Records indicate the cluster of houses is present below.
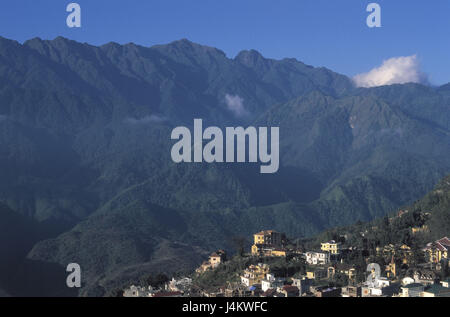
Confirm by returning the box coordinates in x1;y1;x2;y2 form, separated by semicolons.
123;230;450;297
211;231;450;297
123;277;194;297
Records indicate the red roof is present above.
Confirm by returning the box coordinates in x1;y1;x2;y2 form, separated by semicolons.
282;285;299;292
437;237;450;247
425;237;450;251
436;243;447;251
261;288;276;297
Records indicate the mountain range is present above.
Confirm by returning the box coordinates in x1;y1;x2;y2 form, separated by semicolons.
0;36;449;296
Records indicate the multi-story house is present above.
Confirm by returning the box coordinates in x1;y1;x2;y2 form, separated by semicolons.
341;285;362;297
253;230;284;246
306;268;328;280
251;230;287;257
362;277;398;297
196;250;227;273
261;274;285;292
306;251;330;265
321;240;342;254
279;285;299;297
441;278;450;288
240;263;270;287
424;237;450;263
209;250;227;268
123;285;157;297
327;264;357;280
291;277;312;295
166;277;193;293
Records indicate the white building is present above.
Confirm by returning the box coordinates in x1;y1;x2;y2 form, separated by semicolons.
362;278;397;297
166;277;192;293
291;277;312;295
123;285;156;297
402;277;415;286
441;278;450;288
305;251;330;265
261;274;285;292
241;276;251;287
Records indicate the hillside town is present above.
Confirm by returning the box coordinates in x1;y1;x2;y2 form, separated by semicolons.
123;221;450;298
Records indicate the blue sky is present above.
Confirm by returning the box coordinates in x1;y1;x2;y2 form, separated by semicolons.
0;0;449;85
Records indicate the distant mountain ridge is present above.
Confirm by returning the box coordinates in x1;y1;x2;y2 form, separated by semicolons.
0;36;449;295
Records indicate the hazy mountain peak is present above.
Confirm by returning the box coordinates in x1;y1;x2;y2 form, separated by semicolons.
153;38;226;57
52;36;72;42
235;49;264;60
235;49;270;70
170;38;194;46
438;83;450;91
0;36;21;50
24;36;93;55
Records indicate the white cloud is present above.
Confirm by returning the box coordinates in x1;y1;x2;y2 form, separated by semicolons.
353;55;428;88
125;115;166;124
225;94;248;117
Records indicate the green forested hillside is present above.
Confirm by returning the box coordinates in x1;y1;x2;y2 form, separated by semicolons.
313;174;450;255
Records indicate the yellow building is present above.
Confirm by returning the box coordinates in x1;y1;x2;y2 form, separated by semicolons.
251;244;261;256
209;250;227;268
251;230;286;256
251;245;287;257
385;256;396;278
412;225;429;234
327;265;356;280
196;250;227;273
253;230;284;246
376;244;412;265
271;249;287;257
344;268;357;280
424;237;450;263
240;264;270;286
321;240;342;254
306;269;327;280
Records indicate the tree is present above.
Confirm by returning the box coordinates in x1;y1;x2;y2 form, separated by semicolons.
230;236;248;257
